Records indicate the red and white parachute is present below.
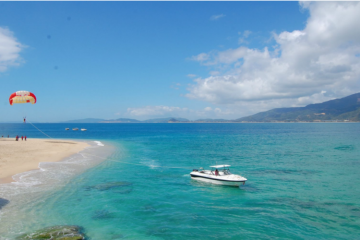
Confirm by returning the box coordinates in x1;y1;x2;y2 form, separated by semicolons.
9;91;37;105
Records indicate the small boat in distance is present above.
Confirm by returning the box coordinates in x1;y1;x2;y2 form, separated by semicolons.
190;165;247;187
72;128;79;131
65;128;69;130
81;128;87;131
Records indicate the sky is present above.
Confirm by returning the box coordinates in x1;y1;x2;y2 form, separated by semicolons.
1;1;360;122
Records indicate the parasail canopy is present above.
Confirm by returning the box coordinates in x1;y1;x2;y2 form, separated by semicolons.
9;91;37;105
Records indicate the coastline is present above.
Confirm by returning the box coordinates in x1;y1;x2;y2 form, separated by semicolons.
0;138;114;238
0;138;89;184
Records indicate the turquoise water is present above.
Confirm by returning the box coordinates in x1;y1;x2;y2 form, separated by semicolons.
1;123;360;239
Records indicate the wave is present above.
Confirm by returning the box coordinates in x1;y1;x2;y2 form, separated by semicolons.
0;140;115;239
0;140;114;216
94;141;104;146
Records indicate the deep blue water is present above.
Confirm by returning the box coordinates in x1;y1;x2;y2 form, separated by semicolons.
1;123;360;239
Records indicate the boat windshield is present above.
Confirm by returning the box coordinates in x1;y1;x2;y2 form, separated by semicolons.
223;169;231;175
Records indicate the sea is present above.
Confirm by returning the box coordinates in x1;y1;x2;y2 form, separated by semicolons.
0;123;360;239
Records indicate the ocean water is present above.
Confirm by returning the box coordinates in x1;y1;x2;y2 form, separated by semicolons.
0;123;360;239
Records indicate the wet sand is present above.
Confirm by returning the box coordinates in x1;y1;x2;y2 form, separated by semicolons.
0;138;89;184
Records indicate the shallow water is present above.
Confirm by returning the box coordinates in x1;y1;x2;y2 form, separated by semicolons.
1;123;360;239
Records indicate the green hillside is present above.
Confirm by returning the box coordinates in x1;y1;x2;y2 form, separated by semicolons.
235;92;360;122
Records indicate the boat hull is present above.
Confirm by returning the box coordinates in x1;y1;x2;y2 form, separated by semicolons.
190;174;246;187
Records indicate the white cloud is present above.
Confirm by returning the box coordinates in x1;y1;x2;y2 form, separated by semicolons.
238;30;252;44
127;106;188;117
243;30;252;38
210;14;225;21
214;108;222;114
125;105;235;120
190;53;209;62
210;71;220;76
170;82;181;90
187;74;197;78
187;2;360;114
0;27;23;72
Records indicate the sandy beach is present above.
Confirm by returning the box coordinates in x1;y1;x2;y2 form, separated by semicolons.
0;138;89;184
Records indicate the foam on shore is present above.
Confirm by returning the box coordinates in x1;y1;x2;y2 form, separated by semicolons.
0;140;114;237
0;140;112;195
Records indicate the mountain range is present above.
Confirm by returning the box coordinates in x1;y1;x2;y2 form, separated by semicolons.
234;92;360;122
60;117;192;123
61;92;360;123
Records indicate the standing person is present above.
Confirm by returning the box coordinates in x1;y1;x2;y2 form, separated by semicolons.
8;135;9;138
25;136;27;141
15;135;18;141
21;136;24;141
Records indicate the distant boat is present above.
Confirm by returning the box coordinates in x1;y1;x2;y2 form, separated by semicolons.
73;128;79;131
65;128;69;130
81;128;87;131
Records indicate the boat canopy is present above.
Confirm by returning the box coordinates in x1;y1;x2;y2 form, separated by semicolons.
210;165;231;168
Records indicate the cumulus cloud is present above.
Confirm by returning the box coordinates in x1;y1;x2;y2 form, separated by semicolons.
187;2;360;114
0;27;23;72
210;14;225;21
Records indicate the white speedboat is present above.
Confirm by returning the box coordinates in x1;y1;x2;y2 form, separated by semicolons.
72;128;79;131
81;128;87;131
190;165;247;187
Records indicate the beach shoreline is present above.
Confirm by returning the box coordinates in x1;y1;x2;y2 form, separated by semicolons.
0;138;90;184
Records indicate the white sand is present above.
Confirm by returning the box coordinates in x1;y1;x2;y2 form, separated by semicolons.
0;138;89;184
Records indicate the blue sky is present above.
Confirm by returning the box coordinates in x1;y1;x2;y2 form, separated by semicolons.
1;2;359;122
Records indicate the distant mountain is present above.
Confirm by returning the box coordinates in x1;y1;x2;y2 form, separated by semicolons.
100;117;189;123
100;118;141;123
143;117;190;123
57;93;360;124
194;118;231;123
60;117;190;123
235;92;360;122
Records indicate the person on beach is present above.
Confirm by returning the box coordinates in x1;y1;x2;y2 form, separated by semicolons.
25;136;27;141
15;135;18;141
21;136;24;141
8;135;9;138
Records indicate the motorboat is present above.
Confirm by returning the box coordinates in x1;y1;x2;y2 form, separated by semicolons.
190;165;247;187
81;128;87;131
65;128;69;130
72;128;79;131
